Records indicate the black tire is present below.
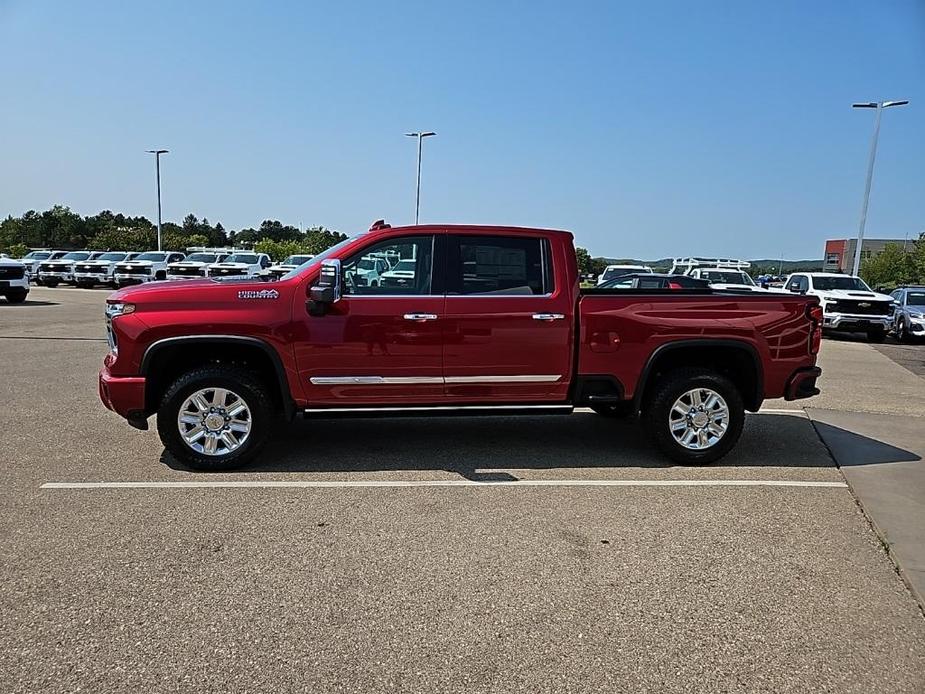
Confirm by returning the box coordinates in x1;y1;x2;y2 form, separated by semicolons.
867;327;886;343
4;290;28;304
44;279;59;288
589;402;634;418
157;365;275;471
897;319;911;343
643;368;745;465
155;271;166;281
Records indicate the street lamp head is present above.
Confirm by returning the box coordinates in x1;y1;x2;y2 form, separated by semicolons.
146;149;169;154
420;132;436;138
404;133;418;137
883;100;909;108
851;102;878;109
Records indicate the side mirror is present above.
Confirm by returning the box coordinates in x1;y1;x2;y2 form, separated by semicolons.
307;259;341;316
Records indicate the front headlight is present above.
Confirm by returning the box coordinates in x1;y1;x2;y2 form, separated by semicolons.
106;302;136;317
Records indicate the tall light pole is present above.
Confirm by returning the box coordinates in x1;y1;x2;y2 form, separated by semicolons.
404;132;435;224
850;100;908;276
146;149;168;251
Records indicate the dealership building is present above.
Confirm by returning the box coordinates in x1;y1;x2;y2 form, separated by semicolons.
823;237;911;274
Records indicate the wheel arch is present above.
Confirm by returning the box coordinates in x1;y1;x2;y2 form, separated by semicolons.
140;335;294;419
633;339;764;412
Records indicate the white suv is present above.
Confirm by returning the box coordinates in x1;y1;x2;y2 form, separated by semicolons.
73;252;139;288
113;251;186;287
206;252;271;279
0;257;30;303
785;272;894;342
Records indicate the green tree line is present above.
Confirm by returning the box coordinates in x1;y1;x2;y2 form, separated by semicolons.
0;205;347;261
860;234;925;290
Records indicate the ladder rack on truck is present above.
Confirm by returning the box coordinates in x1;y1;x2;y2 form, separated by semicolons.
670;257;751;275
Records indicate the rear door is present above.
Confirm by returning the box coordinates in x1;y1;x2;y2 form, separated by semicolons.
442;232;573;402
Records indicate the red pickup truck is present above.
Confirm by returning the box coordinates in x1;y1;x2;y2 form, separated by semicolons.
100;222;822;470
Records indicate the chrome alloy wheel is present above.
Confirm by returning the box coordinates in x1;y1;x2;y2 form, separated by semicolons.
668;387;730;450
177;387;252;456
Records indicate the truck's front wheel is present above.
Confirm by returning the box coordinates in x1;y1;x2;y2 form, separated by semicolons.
157;366;273;471
643;368;744;465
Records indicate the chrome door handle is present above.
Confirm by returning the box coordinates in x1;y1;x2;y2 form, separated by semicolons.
403;313;438;321
532;313;565;321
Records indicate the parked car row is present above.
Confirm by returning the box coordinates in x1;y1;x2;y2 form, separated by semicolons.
11;248;319;289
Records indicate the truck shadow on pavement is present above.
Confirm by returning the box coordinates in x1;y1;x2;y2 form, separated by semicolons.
810;421;921;467
158;411;918;477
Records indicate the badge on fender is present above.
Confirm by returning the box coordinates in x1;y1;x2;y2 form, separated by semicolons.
238;289;280;299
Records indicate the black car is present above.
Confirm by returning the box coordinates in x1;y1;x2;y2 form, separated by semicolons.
596;273;711;290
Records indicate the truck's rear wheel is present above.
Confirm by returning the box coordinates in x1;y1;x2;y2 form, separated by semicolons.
643;368;744;465
157;366;273;471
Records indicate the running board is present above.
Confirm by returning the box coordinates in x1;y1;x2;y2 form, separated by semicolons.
303;404;574;418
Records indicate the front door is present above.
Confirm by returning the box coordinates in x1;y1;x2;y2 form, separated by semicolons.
296;233;445;406
442;233;573;402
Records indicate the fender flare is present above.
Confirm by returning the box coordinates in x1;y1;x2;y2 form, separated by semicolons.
632;338;764;411
140;335;295;419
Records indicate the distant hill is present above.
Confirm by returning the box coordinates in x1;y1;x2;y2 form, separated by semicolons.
597;257;823;273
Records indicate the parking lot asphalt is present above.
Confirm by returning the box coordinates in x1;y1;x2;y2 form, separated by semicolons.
2;287;924;693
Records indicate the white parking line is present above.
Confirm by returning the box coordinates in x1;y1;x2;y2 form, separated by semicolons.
41;479;847;490
755;408;808;416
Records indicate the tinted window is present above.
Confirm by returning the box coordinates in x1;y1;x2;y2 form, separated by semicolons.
62;252;90;261
812;275;869;291
135;252;167;262
449;236;551;296
226;253;257;264
907;292;925;306
343;236;434;295
186;253;219;263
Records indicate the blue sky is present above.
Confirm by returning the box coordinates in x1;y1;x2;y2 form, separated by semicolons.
1;0;922;259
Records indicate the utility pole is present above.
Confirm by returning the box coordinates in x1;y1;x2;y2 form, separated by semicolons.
404;132;436;224
146;149;169;251
850;100;908;276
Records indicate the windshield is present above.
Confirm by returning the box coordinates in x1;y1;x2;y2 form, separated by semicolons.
282;255;313;265
279;237;356;281
96;252;127;261
225;253;258;264
701;270;755;285
357;258;376;271
24;251;51;260
186;253;219;263
813;276;870;291
392;260;415;271
62;252;90;261
906;291;925;306
134;252;167;262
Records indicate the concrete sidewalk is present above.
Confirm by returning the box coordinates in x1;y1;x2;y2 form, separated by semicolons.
808;339;925;606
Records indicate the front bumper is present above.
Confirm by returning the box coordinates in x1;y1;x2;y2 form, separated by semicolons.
905;316;925;334
113;273;153;285
37;270;74;282
822;312;890;331
166;273;206;280
74;272;111;283
784;366;822;401
99;365;148;428
1;277;29;292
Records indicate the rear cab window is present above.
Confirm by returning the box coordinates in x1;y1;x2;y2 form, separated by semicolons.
447;235;554;296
